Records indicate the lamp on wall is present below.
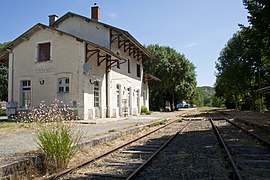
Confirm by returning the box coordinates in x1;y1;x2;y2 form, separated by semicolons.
89;79;95;85
39;80;45;85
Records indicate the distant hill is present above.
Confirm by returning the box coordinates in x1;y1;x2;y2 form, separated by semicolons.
198;86;214;97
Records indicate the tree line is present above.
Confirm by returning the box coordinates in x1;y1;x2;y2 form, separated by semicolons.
0;42;8;101
144;45;197;111
215;0;270;110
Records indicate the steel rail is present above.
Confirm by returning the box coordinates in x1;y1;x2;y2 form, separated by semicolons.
46;118;182;180
226;118;270;148
209;118;243;180
126;120;192;180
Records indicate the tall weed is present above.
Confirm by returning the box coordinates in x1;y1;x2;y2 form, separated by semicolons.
17;100;82;173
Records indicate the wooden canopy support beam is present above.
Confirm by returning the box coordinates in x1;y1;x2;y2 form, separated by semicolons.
137;54;143;61
110;30;122;44
110;29;151;61
109;59;119;68
86;49;99;63
129;44;135;56
124;42;130;52
133;48;139;59
98;54;109;66
118;39;129;50
86;43;100;63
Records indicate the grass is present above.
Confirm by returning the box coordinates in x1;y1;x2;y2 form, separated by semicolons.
108;129;116;133
0;122;28;129
154;121;166;126
36;122;81;172
0;122;30;137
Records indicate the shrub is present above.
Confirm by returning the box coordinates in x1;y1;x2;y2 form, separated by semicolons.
141;105;148;114
0;109;6;116
37;122;81;172
141;106;152;115
17;100;82;173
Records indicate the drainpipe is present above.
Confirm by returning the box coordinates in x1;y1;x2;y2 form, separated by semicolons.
6;48;14;102
106;58;110;118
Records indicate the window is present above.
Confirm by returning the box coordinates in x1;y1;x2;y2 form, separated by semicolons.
116;84;120;107
38;42;50;61
94;81;100;107
128;59;131;73
58;78;69;93
21;80;31;108
137;64;141;77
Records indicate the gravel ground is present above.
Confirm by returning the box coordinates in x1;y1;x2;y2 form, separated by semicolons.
220;110;270;126
135;120;230;180
0;110;189;167
65;120;188;179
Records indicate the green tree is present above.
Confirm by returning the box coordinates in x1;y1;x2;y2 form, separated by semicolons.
211;94;225;108
215;29;264;110
0;65;8;101
215;1;270;111
144;45;197;111
191;88;204;107
243;0;270;58
0;42;8;101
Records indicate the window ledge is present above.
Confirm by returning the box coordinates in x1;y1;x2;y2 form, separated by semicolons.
35;59;53;63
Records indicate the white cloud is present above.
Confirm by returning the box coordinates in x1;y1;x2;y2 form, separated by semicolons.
185;42;200;48
108;12;119;19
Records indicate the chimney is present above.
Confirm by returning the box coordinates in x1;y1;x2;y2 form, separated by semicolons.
91;4;100;21
49;14;58;26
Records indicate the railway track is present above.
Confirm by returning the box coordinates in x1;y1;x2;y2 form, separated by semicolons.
133;119;230;179
46;110;270;179
231;118;270;144
210;116;270;179
219;111;270;143
48;118;191;179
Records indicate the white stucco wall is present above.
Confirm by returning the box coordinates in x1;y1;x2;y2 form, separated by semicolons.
57;16;110;49
108;39;147;117
82;44;107;120
9;27;84;117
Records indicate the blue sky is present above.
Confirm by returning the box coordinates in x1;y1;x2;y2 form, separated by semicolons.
0;0;249;87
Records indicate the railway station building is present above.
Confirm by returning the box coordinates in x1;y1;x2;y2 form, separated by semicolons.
0;5;154;120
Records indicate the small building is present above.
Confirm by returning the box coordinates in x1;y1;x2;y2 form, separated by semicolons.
0;5;153;120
